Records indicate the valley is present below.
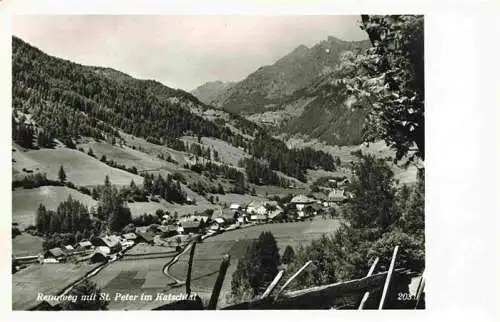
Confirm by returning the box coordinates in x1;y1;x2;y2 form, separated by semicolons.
11;18;423;311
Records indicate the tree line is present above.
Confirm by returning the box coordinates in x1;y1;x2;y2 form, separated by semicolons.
248;132;337;182
240;158;291;187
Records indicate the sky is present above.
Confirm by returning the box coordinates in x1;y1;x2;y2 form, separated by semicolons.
13;15;367;91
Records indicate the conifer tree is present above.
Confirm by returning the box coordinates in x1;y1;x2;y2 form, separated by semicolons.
58;165;67;183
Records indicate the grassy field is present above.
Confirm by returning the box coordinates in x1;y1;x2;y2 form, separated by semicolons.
253;185;308;197
126;199;213;218
12;233;44;257
13;147;143;186
211;193;268;207
181;136;249;167
284;138;418;185
12;186;97;229
89;254;180;310
119;131;190;168
77;141;168;171
12;262;99;310
171;217;342;308
86;218;341;310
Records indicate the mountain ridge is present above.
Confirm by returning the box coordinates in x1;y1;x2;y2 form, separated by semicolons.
191;35;370;146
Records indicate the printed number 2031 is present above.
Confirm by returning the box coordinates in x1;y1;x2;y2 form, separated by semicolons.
397;293;416;301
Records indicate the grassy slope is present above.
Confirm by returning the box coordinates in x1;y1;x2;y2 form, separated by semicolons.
77;141;168;171
12;262;99;310
119;131;190;168
172;217;342;308
12;186;98;230
13;140;217;220
285;138;419;185
182;136;250;168
89;255;178;310
89;217;341;310
13;146;143;186
12;233;44;257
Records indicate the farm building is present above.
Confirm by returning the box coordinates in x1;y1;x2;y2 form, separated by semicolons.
122;232;137;241
250;213;268;222
95;246;111;255
328;189;347;203
214;217;225;225
246;200;283;220
246;201;267;216
44;248;66;262
157;225;179;238
267;205;284;220
135;231;155;244
290;195;316;211
180;220;202;234
120;240;135;249
77;240;93;250
237;213;248;224
229;203;241;211
91;236;122;254
210;217;227;232
64;245;74;251
90;251;109;264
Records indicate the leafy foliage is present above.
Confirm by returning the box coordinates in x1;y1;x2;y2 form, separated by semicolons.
285;152;424;297
345;154;398;230
249;132;336;182
336;15;424;162
96;176;132;233
281;245;296;265
231;232;280;301
35;196;93;236
12;115;35;148
141;172;187;204
241;158;289;187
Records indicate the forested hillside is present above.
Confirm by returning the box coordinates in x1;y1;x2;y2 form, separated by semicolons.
191;81;235;105
12;36;337;182
192;36;370;146
209;36;369;114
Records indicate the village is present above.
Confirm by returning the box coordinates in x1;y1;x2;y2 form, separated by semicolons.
13;181;352;271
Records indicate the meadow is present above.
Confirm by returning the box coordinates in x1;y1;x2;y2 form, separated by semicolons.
12;262;99;310
13;147;143;186
77;141;167;171
12;186;97;229
12;233;44;257
91;218;342;309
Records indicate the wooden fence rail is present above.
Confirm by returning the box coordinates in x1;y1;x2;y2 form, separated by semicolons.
222;268;411;310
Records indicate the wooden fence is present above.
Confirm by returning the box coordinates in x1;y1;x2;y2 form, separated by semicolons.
153;243;425;310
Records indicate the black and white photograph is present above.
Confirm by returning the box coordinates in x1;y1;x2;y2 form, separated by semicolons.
8;13;427;311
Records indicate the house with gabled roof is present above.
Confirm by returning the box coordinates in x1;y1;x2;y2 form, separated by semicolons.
77;240;93;250
91;235;122;254
44;248;66;262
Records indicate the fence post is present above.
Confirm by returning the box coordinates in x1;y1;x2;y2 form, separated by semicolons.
378;246;399;309
358;257;379;309
275;260;312;299
207;254;231;310
261;270;284;299
185;242;197;296
414;271;425;309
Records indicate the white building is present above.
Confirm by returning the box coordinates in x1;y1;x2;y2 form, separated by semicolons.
290;195;316;211
230;203;241;211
